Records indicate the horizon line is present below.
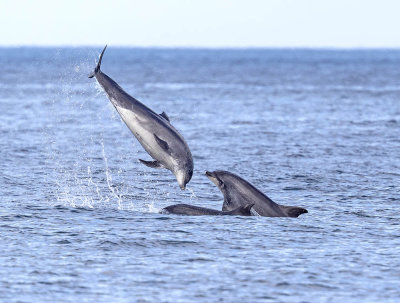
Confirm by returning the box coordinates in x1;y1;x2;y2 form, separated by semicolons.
1;44;400;50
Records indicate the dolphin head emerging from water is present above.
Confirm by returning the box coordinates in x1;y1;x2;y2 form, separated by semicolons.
205;170;246;211
205;170;308;217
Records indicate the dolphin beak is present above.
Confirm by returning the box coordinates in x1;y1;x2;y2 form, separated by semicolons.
180;184;186;190
205;171;220;187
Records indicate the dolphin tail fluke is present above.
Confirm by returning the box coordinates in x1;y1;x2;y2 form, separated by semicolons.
88;44;107;78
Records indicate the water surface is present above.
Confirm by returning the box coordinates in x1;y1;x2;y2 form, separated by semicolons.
1;47;399;302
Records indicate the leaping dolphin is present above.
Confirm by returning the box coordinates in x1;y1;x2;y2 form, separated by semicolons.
161;203;254;216
205;170;308;217
89;46;193;190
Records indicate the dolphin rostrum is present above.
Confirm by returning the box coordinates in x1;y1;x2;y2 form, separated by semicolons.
89;46;193;190
205;170;308;217
160;203;254;216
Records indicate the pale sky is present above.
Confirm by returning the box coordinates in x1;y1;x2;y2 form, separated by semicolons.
1;0;399;48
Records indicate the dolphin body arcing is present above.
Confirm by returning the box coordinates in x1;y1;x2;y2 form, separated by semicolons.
205;170;308;217
161;203;254;216
89;46;193;190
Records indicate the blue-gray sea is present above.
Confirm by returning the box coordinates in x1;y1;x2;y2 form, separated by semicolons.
1;48;399;302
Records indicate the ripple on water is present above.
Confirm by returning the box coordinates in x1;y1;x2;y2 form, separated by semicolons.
1;48;400;302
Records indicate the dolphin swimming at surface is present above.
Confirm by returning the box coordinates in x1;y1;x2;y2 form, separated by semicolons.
89;46;193;190
205;170;308;217
161;203;255;216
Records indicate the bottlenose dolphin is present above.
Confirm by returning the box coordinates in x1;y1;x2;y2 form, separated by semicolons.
205;170;308;217
161;203;254;216
89;46;193;190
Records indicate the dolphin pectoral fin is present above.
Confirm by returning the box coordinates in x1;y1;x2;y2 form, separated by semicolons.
153;134;170;153
139;159;164;169
160;112;170;122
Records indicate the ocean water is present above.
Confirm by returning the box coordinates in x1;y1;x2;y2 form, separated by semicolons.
0;47;399;302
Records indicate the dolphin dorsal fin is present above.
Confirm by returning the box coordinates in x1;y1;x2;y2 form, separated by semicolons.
228;203;255;216
160;112;170;122
243;203;255;213
236;203;255;216
153;134;170;153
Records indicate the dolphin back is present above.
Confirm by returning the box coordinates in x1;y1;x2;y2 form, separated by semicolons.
221;172;286;217
161;204;222;216
209;170;307;217
161;204;254;216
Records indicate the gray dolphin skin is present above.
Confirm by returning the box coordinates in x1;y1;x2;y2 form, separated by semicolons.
205;170;308;217
161;203;255;216
89;46;193;190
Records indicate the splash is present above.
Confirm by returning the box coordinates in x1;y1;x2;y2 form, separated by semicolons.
42;49;183;213
145;202;162;213
185;186;198;199
100;139;123;209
